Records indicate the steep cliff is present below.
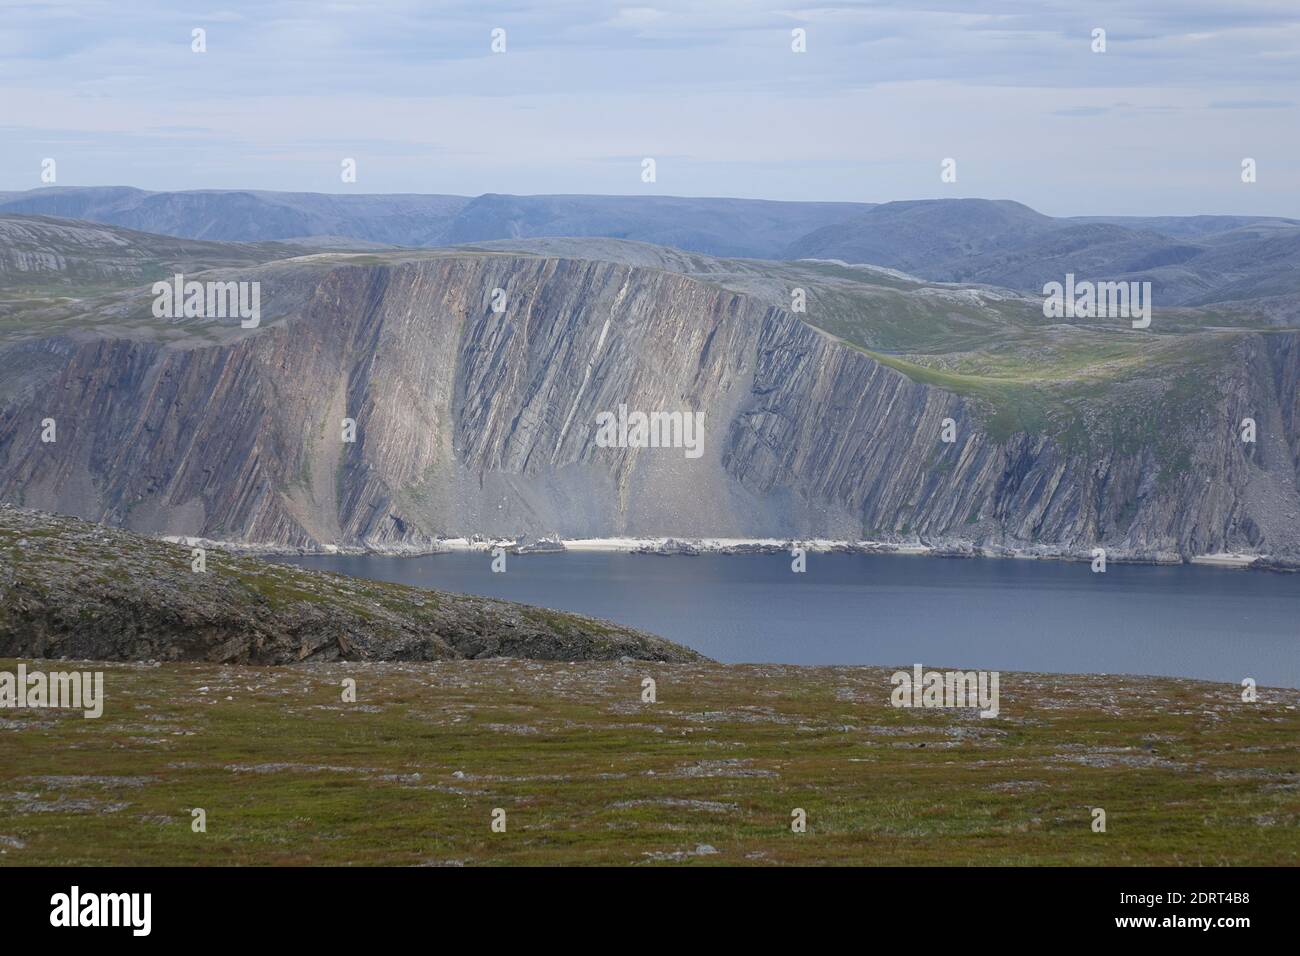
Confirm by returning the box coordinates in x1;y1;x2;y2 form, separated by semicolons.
1;241;1299;561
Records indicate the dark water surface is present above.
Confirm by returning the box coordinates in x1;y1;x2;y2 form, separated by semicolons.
272;551;1299;687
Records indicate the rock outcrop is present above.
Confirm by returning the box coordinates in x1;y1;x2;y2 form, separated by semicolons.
1;247;1299;560
0;505;703;664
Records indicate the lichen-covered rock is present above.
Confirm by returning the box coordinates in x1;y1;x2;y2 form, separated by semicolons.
0;506;704;664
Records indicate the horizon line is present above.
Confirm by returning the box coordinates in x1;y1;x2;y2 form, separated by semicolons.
2;185;1296;222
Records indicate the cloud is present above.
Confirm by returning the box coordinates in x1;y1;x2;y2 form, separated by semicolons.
0;0;1296;216
1209;99;1296;109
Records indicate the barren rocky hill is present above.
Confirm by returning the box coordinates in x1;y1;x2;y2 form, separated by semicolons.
0;215;317;298
0;506;701;664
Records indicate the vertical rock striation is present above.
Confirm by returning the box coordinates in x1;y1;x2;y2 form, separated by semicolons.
1;252;1298;559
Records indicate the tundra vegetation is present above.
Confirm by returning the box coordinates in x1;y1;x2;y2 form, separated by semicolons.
0;200;1298;866
0;656;1295;865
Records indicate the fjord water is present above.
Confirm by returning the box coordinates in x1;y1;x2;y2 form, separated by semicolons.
274;552;1299;688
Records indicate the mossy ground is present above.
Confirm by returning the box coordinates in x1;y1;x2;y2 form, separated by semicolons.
1;658;1295;866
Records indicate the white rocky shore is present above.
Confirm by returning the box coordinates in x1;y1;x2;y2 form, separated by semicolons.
160;532;1283;570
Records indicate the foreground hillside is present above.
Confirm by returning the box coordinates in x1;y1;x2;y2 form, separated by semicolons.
0;657;1294;865
0;506;700;664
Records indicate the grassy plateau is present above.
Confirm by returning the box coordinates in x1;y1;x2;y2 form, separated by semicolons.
1;658;1295;866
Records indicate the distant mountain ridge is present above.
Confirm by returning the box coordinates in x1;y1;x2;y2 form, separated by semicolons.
2;187;1296;307
787;198;1300;307
0;187;470;247
0;187;868;260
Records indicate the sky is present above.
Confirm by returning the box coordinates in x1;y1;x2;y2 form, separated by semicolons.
1;0;1297;216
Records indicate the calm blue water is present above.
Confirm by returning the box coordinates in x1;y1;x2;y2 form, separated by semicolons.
271;551;1300;687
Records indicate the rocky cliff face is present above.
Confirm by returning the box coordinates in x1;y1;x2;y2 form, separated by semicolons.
1;249;1298;560
728;309;1300;558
